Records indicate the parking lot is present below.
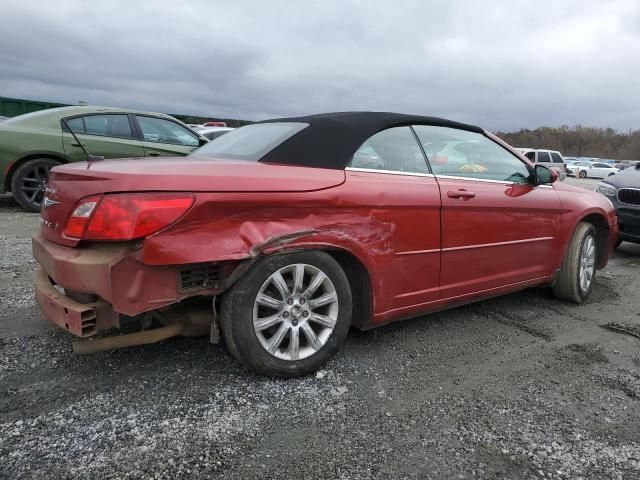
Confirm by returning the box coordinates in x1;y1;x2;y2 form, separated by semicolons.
1;177;639;479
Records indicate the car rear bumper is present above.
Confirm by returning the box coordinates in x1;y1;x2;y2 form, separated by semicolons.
32;233;225;336
34;267;119;336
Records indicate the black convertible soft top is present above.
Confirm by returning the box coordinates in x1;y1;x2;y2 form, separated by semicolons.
258;111;484;169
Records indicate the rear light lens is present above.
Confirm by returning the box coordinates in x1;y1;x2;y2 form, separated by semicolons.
64;193;195;241
63;195;101;238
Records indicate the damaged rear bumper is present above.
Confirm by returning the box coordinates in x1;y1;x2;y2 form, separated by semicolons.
34;267;118;336
32;233;230;337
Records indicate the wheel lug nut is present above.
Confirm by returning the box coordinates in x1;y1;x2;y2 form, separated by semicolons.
302;311;309;317
287;298;294;305
283;312;289;318
292;319;298;326
300;298;306;304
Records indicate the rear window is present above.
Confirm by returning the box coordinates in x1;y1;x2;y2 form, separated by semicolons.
551;153;564;163
192;122;308;160
65;114;133;138
537;151;551;163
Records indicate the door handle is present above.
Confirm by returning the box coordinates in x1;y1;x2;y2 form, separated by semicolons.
147;152;161;157
71;142;85;147
447;189;476;199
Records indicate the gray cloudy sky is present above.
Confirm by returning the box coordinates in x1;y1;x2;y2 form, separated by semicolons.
1;0;639;131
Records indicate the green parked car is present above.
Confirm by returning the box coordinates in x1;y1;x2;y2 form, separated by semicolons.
0;106;208;211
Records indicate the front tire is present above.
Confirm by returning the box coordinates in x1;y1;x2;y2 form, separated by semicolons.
578;170;587;178
552;222;597;303
220;251;352;377
10;158;61;212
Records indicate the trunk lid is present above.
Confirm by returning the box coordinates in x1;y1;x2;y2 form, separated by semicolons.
40;157;345;246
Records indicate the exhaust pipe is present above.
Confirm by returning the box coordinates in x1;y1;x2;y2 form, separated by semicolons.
72;321;185;355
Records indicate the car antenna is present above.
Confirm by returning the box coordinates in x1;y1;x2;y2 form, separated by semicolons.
60;118;106;162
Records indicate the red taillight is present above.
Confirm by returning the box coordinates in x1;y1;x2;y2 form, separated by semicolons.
63;195;101;238
64;193;194;241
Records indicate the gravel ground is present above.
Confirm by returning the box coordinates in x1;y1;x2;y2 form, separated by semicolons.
1;181;639;479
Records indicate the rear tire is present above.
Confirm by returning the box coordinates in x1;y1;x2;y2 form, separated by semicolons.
578;170;587;178
10;158;61;212
552;222;597;303
219;251;352;377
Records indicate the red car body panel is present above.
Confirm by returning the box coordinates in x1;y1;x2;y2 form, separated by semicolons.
39;158;345;247
33;128;618;337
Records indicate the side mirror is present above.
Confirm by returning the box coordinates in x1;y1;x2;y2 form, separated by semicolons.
533;164;557;184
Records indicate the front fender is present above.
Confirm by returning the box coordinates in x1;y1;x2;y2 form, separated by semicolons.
552;184;617;271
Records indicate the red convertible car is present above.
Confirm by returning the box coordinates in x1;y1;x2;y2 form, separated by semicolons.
33;112;617;376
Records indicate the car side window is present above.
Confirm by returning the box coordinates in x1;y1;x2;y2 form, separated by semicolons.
551;153;563;163
413;125;531;184
524;151;536;162
66;117;85;133
349;126;429;174
537;151;551;163
136;116;199;147
65;114;133;138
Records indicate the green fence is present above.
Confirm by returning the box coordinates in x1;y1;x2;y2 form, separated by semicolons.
0;97;69;117
0;96;251;127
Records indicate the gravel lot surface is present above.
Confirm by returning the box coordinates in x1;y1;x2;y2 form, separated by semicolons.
1;179;639;479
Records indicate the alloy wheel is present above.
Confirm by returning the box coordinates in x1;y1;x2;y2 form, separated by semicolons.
579;234;596;292
252;263;339;361
20;164;51;207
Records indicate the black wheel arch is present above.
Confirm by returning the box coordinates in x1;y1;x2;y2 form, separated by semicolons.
580;213;610;269
4;153;67;192
324;249;373;330
220;247;374;330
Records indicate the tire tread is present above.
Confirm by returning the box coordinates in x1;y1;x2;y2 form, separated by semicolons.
552;222;596;303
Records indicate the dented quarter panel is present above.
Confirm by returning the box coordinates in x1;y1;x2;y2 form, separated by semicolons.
141;169;442;324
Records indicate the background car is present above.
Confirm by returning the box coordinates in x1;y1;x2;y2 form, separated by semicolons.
0;115;8;122
595;163;640;246
0;106;208;211
566;160;592;176
517;148;567;181
568;161;620;178
613;160;634;170
33;112;616;377
197;126;235;141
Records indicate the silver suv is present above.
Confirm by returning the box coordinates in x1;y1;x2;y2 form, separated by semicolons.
517;148;567;181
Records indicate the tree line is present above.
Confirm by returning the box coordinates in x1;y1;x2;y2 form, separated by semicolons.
496;126;640;160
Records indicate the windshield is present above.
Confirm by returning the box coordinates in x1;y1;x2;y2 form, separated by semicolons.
191;122;308;160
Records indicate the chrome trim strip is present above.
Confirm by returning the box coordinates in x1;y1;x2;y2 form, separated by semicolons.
436;174;554;188
436;174;515;185
345;168;555;188
345;167;434;178
443;236;553;252
396;248;440;256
